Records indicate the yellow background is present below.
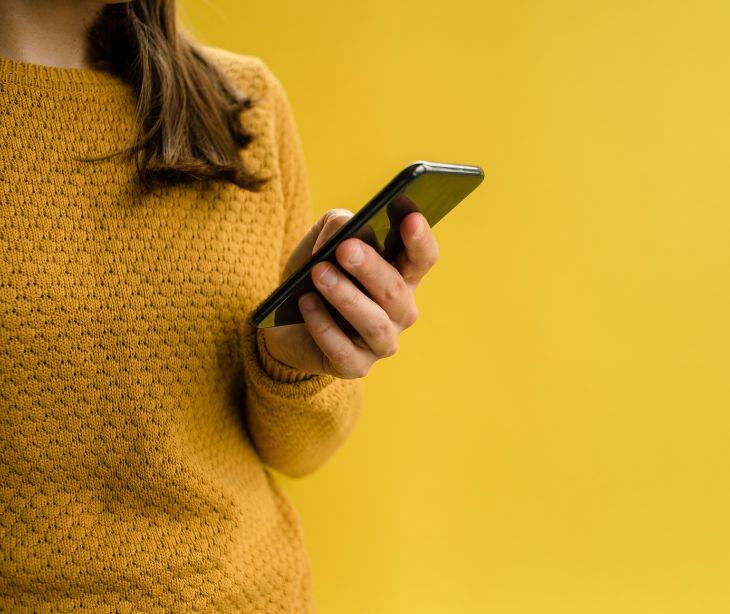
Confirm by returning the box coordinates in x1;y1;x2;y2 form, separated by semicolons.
180;2;730;612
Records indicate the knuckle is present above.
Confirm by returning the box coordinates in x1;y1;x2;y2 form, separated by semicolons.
425;247;440;269
382;274;407;302
402;303;419;328
322;354;348;379
338;288;360;310
402;270;421;286
368;316;393;345
349;362;371;379
329;344;353;367
380;338;399;358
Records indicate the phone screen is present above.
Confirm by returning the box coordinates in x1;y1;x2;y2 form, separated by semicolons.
253;162;484;329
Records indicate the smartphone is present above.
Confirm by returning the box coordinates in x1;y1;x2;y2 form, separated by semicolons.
252;160;484;329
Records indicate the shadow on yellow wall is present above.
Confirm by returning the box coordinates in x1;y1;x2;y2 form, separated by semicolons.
181;1;730;612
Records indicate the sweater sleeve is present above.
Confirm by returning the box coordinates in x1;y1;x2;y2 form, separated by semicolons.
240;61;363;479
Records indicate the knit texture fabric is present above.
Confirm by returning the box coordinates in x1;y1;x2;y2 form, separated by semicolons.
0;46;362;612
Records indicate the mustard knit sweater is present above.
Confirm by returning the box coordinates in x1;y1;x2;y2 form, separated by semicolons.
0;46;362;612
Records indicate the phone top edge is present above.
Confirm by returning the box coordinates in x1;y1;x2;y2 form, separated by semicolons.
413;160;484;178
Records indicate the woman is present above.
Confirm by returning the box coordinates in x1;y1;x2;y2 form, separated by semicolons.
0;0;438;611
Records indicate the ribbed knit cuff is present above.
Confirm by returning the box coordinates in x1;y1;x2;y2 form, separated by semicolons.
256;328;317;383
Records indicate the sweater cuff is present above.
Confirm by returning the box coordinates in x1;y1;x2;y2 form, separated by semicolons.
243;326;336;400
256;327;317;383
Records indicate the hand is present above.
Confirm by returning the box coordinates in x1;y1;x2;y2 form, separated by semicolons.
262;208;439;378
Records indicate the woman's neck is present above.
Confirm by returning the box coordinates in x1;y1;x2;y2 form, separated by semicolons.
0;0;102;70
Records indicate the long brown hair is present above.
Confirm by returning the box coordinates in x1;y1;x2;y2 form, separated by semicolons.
82;0;266;192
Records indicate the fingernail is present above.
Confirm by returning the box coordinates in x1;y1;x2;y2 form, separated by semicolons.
347;241;364;265
300;293;317;312
317;264;338;288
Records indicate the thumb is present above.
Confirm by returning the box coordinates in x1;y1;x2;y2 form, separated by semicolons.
280;209;354;280
311;208;354;254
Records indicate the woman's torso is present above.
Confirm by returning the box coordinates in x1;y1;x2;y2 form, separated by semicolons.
0;49;313;612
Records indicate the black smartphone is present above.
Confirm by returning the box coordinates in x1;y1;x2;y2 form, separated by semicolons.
252;160;485;329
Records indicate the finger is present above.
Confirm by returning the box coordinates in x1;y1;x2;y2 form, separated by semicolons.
335;238;419;329
312;209;353;254
395;212;439;289
298;292;374;379
280;208;353;280
311;262;399;359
